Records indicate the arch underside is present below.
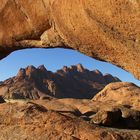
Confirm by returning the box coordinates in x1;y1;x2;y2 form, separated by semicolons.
0;0;140;79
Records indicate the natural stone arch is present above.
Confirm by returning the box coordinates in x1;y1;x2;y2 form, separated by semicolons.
0;0;140;79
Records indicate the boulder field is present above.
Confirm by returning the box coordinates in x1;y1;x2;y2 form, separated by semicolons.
0;0;140;79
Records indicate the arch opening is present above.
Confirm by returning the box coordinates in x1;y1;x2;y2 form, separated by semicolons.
0;48;139;87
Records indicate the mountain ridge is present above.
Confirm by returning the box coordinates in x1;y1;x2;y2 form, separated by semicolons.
0;64;121;99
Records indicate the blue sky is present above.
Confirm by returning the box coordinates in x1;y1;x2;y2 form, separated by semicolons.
0;48;140;86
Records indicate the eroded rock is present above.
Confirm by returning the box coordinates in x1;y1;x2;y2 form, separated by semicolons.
0;99;140;139
92;82;140;109
0;0;140;79
0;101;124;140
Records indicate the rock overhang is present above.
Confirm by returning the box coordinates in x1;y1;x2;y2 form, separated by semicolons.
0;0;140;80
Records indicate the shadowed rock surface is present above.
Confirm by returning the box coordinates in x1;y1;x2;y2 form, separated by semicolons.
0;64;120;99
0;0;140;79
58;98;140;129
0;95;5;103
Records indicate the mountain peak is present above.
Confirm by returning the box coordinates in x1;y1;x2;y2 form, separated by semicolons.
70;65;77;71
69;64;85;72
93;70;103;75
25;65;37;76
26;65;36;71
16;68;26;77
77;64;85;72
38;65;47;71
62;66;68;72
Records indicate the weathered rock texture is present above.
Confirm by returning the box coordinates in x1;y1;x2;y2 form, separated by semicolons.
0;0;140;79
1;99;140;140
0;64;120;99
58;98;140;129
92;82;140;110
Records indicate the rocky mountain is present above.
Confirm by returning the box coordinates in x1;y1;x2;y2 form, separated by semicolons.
0;64;120;99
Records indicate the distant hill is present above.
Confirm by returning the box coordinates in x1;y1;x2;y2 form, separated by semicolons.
0;64;120;99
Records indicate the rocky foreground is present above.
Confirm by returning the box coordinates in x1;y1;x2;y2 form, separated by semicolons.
0;81;140;140
0;65;140;139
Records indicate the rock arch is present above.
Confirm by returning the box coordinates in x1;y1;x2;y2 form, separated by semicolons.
0;0;140;79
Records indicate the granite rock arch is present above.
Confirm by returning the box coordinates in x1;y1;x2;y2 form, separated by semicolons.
0;0;140;79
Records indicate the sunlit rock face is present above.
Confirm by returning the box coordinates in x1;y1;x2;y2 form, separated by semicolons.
0;0;140;79
92;82;140;110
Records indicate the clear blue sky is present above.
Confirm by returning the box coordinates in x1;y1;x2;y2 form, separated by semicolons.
0;48;140;86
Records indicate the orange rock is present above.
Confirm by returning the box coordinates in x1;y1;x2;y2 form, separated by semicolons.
0;0;140;79
93;82;140;110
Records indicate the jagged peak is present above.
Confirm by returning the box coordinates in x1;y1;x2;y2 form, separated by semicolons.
25;65;37;76
93;69;103;75
26;65;36;70
69;64;85;72
62;66;68;72
38;65;47;71
76;63;85;72
14;64;121;84
16;68;26;77
70;65;77;71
